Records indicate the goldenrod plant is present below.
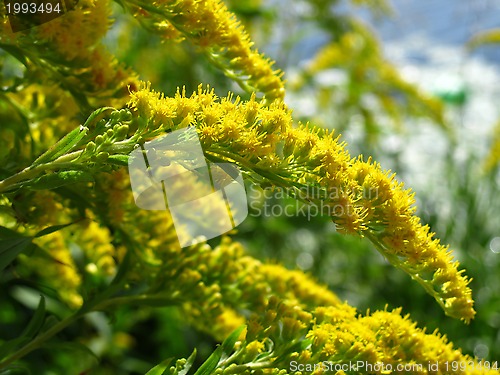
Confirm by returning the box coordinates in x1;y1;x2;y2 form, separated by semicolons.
0;0;498;374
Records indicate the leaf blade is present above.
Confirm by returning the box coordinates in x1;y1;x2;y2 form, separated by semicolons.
32;126;88;167
28;170;94;191
145;358;173;375
19;296;46;339
0;237;33;272
193;325;245;375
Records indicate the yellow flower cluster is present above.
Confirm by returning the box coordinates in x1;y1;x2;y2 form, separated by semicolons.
9;83;81;153
2;0;491;370
128;0;285;102
242;301;498;375
104;184;341;339
0;4;17;43
86;207;490;375
88;169;482;371
81;169;339;338
1;0;138;115
35;0;111;60
128;83;475;322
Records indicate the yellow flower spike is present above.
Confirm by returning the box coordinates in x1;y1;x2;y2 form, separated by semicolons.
286;306;497;375
307;326;330;352
297;349;312;363
128;0;285;102
259;265;341;308
158;239;342;340
35;0;112;61
243;340;265;361
211;309;246;341
128;83;475;322
128;81;158;119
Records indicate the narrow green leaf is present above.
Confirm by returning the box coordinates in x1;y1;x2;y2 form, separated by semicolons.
32;126;88;167
0;228;38;272
0;337;31;360
19;296;46;339
194;346;222;375
145;358;173;375
178;349;197;375
219;325;245;362
0;237;33;272
45;341;99;370
107;154;129;166
192;347;222;375
28;170;94;190
82;107;116;128
0;226;25;240
193;325;245;375
0;363;31;374
35;222;76;238
40;315;60;334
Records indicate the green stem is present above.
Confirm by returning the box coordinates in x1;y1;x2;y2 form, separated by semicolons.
0;164;51;194
0;137;138;194
364;231;447;313
0;150;84;194
224;361;273;373
0;312;82;369
0;293;178;369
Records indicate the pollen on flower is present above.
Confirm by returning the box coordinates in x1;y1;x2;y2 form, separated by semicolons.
127;82;476;323
131;0;285;102
35;0;112;60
